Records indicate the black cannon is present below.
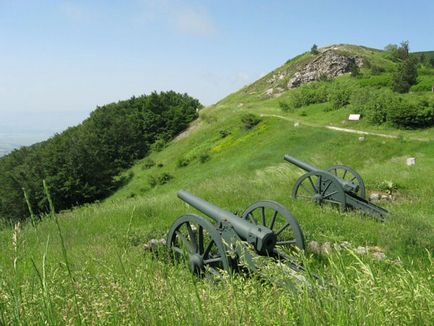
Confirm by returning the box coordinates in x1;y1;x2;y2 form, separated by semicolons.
167;190;305;276
284;154;388;220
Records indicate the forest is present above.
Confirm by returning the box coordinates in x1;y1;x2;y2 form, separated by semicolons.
0;91;201;223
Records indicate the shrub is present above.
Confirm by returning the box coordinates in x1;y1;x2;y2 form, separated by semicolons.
148;176;157;188
199;152;210;163
151;138;167;152
290;83;328;108
328;87;351;110
350;61;360;77
157;163;164;168
279;101;292;112
177;158;190;168
310;44;319;55
157;173;173;185
370;65;385;75
219;129;231;138
388;101;434;128
241;113;261;129
142;159;156;169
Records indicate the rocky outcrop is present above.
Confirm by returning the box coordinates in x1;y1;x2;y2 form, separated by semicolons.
287;50;363;88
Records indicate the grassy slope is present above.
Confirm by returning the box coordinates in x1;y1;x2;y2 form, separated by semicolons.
0;45;433;325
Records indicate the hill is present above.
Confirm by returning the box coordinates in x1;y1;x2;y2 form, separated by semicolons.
0;44;433;324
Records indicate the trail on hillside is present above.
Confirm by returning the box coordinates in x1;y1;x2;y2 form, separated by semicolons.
260;114;431;142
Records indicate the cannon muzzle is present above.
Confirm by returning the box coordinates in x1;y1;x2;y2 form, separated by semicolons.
177;190;276;254
284;154;318;173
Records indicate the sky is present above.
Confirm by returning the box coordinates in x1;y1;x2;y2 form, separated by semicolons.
1;0;434;145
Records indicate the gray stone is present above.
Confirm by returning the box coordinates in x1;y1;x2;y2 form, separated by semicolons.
308;241;321;254
372;252;386;261
287;50;363;88
321;241;332;254
369;193;381;201
355;246;367;255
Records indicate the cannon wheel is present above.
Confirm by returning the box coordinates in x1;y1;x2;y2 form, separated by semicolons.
241;200;305;251
167;214;231;276
327;165;366;199
292;171;347;211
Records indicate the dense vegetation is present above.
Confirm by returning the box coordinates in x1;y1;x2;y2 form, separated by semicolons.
0;91;201;223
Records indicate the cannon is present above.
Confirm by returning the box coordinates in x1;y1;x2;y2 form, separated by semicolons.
284;154;388;220
167;190;305;276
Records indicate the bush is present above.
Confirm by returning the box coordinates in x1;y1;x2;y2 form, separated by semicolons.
199;152;210;163
328;87;351;110
219;129;231;138
290;83;328;108
279;101;292;112
371;65;385;75
177;158;190;168
310;44;319;55
142;159;156;169
148;176;157;188
241;113;261;129
388;101;434;128
157;173;173;185
151;138;167;152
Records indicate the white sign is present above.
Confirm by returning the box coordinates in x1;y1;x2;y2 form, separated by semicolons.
348;114;361;121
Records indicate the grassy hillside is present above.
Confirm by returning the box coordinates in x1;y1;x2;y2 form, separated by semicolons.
0;45;433;324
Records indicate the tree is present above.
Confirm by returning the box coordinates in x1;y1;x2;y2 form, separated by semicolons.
392;56;418;93
310;44;319;55
349;59;360;77
397;41;409;60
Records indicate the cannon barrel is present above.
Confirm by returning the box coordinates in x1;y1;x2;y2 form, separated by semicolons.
177;190;276;254
284;154;319;173
284;154;359;193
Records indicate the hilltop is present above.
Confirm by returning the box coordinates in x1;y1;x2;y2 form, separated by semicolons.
0;44;433;324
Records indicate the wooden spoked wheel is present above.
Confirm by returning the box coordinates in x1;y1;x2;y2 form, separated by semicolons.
241;200;305;252
292;171;347;211
327;165;366;199
167;214;230;276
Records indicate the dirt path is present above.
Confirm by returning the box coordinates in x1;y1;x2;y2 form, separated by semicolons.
260;113;430;142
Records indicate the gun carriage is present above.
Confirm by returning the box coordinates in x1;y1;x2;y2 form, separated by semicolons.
167;190;305;276
284;154;388;220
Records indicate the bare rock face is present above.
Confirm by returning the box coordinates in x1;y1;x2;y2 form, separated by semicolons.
287;50;363;88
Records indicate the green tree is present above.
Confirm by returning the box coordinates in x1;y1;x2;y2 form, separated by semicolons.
392;56;418;93
310;44;319;55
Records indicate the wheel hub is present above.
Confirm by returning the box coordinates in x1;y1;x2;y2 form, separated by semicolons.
313;193;323;204
189;254;204;273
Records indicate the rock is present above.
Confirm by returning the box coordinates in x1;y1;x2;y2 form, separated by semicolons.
372;252;386;261
355;246;368;255
144;238;166;252
358;136;365;142
369;193;381;201
265;88;273;96
369;246;384;253
294;122;300;127
308;240;321;254
321;242;332;254
287;50;363;88
406;157;416;166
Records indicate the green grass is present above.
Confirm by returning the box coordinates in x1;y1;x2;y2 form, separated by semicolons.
1;44;434;324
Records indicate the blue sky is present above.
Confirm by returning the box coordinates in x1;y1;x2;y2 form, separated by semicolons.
1;0;433;143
